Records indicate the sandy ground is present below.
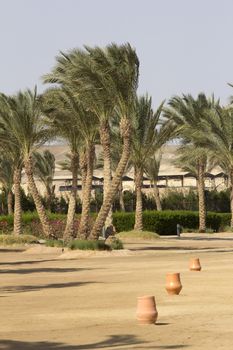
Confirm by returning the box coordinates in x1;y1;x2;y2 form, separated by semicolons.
0;232;233;350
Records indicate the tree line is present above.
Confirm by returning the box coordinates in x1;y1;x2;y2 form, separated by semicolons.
0;42;233;239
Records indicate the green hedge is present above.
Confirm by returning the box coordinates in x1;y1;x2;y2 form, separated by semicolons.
113;210;231;235
0;210;232;236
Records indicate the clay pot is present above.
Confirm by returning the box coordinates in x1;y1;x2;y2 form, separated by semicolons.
165;273;182;295
136;295;158;324
190;258;201;271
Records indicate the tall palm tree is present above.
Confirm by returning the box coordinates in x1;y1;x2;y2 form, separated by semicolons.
164;93;218;232
42;89;82;239
43;43;139;239
145;152;162;211
131;96;175;230
193;105;233;228
0;89;53;237
42;87;98;239
0;98;24;235
0;155;14;215
33;150;55;212
174;144;212;229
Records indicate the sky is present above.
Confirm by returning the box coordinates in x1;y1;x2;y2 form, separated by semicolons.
1;0;233;106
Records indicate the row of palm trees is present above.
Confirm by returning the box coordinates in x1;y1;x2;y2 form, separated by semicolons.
0;42;233;238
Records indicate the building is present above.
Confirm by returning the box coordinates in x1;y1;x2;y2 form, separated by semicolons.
20;144;228;198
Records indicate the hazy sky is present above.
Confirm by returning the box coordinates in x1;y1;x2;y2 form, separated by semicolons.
1;0;233;106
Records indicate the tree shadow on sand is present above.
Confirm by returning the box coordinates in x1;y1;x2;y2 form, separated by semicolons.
0;281;98;293
0;259;59;266
0;267;95;274
0;336;190;350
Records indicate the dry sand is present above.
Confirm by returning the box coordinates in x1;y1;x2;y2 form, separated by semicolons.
0;232;233;349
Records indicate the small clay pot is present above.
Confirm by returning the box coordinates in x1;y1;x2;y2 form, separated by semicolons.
165;273;182;295
190;258;201;271
136;295;158;324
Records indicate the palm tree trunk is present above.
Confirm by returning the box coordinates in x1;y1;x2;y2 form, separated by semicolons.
79;145;95;238
7;191;13;215
64;152;79;241
46;187;52;212
100;121;113;235
197;162;206;233
13;167;22;236
153;180;162;211
230;170;233;228
80;150;87;204
134;167;143;231
119;181;125;211
24;156;54;238
90;117;131;240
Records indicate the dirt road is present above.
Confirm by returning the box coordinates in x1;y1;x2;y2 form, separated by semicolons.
0;233;232;349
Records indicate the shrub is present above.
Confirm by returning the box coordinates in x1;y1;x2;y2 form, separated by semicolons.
113;210;225;235
109;238;124;250
216;213;231;229
112;212;135;232
0;234;38;245
69;239;110;251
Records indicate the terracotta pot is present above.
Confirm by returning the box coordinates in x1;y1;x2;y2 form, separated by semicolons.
165;273;182;295
190;258;201;271
136;295;158;324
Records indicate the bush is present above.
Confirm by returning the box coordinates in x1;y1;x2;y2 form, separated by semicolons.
0;234;38;245
69;239;110;251
112;212;135;232
109;238;124;250
117;230;160;240
113;210;225;235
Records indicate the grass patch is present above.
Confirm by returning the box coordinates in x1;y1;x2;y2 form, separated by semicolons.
45;239;64;247
116;230;160;240
0;234;38;245
69;239;110;251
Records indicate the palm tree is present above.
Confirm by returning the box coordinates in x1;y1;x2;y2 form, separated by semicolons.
43;43;139;239
174;144;212;229
42;89;83;239
193;105;233;228
42;87;98;239
131;96;175;230
164;93;218;232
145;152;162;211
0;156;14;215
0;98;24;235
0;89;53;237
33;150;55;212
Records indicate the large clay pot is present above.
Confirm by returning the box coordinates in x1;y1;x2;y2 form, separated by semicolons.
165;273;182;295
136;295;158;324
190;258;201;271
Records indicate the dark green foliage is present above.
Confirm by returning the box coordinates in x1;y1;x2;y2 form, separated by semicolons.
110;238;124;250
205;190;230;212
161;189;230;213
162;190;198;211
0;210;231;236
114;190;156;212
112;210;226;235
0;191;7;215
112;212;135;232
69;239;110;251
216;213;231;229
20;188;36;212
